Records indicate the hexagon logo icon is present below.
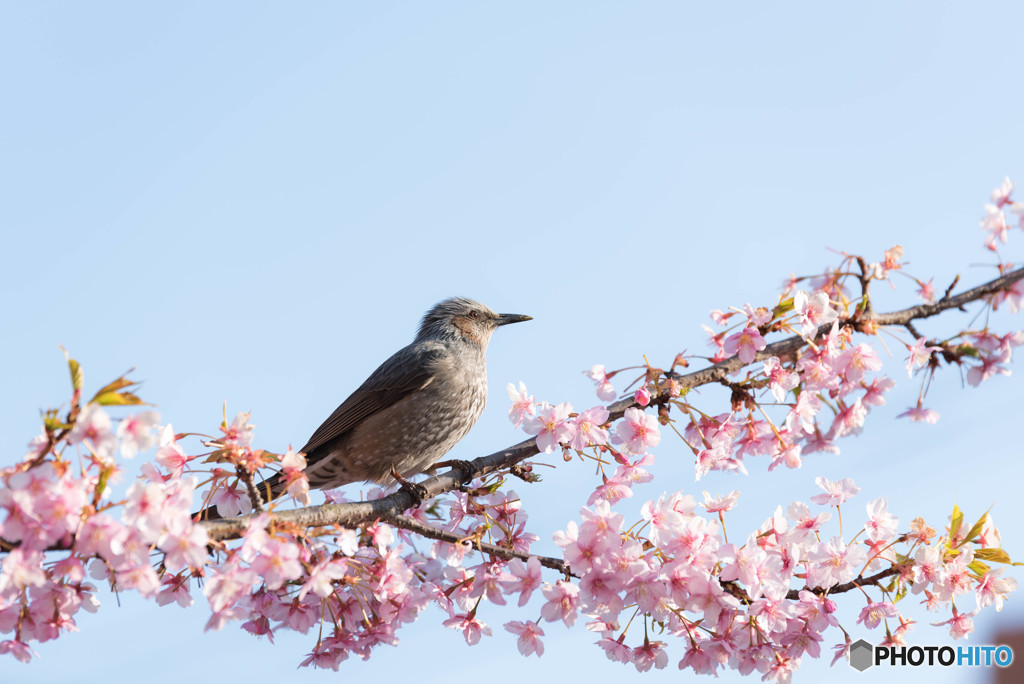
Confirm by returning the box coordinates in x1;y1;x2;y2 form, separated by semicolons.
849;639;874;672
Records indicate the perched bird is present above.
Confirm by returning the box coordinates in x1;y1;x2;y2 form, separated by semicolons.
259;297;531;504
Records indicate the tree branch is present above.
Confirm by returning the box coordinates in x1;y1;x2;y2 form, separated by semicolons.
200;265;1024;542
384;514;574;576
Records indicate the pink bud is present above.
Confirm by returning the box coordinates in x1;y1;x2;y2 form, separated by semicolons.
634;386;651;407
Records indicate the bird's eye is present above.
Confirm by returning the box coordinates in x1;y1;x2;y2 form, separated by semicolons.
469;311;479;319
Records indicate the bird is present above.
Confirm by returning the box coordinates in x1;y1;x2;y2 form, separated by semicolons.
254;297;531;508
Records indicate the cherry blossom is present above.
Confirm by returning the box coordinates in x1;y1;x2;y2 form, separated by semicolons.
723;327;767;364
506;382;536;428
504;620;544;657
584;365;616;401
116;411;159;458
523;402;574;453
612;408;660;455
810;477;860;507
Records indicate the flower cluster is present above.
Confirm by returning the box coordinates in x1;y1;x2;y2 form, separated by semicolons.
538;479;1015;677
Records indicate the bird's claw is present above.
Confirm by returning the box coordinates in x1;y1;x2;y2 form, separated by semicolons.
390;467;428;508
435;458;474;481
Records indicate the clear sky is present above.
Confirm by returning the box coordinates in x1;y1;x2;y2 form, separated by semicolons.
2;3;1024;683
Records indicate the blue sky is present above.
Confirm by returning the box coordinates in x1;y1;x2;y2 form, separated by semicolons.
3;3;1024;683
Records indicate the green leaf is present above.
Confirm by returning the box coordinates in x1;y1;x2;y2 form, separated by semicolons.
60;346;83;391
94;391;144;406
962;510;990;545
90;376;136;401
968;560;991;576
948;503;963;545
95;468;111;500
974;548;1012;564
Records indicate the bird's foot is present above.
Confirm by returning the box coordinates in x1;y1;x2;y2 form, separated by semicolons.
434;458;475;481
390;467;428;508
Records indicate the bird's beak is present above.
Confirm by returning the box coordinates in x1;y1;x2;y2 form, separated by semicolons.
495;313;532;326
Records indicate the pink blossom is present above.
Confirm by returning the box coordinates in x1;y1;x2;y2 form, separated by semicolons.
155;425;189;477
743;303;774;327
122;481;167;541
632;640;669;671
504;620;544;657
966;352;1012;387
678;645;717;675
857;601;898;629
709;308;732;325
23;432;49;461
0;549;47;592
540;580;580;627
584;365;617;401
280;448;310;505
116;411;160;458
695;442;731;479
981;204;1009;250
523;402;574;453
793;290;838;338
864;497;898;542
916;278;936;302
911;545;943;594
586;475;633;506
797;351;841;393
827;398;867;439
701;489;740;514
211;479;248;518
991;176;1014;207
797;590;839;633
221;412;255;447
931;605;977;640
568;406;610;451
336;528;359;556
719;536;778;600
155;574;194;608
612;407;660;455
905;337;940;377
299;559;349;600
158;523;209;573
810;476;860;507
785;392;821;435
975;568;1017;611
835;343;882;383
763;357;799;402
639;492;689;548
598;635;633;663
66;403;117;463
806;536;867;588
442;613;492;645
861;376;895;408
723;327;767;364
785;501;831;542
503;556;542;606
0;640;37;663
633;386;651;407
506;382;536;428
897;402;939;423
116;563;161;597
250;539;303;590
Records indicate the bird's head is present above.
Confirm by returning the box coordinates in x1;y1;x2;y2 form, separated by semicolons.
416;297;532;347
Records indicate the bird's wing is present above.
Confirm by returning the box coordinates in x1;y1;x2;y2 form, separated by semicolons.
299;341;446;456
